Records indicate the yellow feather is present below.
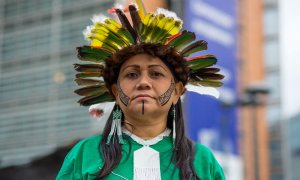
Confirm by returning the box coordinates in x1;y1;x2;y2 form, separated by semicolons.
105;19;122;30
167;20;182;35
94;21;132;45
135;0;146;19
90;38;118;52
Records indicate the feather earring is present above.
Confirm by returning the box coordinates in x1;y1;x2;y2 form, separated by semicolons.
106;105;124;144
172;104;176;146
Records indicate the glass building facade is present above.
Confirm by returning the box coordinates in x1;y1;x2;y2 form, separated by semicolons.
0;0;113;167
288;114;300;180
263;0;284;179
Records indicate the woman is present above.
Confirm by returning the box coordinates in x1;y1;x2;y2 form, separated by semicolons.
57;1;225;179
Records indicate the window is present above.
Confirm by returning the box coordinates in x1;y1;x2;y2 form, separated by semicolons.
263;7;278;37
266;104;281;124
264;39;279;68
265;72;280;101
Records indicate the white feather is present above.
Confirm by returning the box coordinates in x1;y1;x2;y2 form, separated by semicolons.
89;102;115;120
91;14;108;24
82;25;94;41
186;84;220;98
114;3;124;10
156;8;182;23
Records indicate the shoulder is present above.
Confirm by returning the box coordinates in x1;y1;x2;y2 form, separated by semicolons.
193;143;226;180
56;134;103;179
64;134;102;159
72;134;102;152
194;143;216;160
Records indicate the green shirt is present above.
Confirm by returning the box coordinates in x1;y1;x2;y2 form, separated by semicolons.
57;134;225;180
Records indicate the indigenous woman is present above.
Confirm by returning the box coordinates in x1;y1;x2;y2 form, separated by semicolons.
57;1;225;179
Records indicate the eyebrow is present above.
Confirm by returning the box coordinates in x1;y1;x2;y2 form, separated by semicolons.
122;64;168;72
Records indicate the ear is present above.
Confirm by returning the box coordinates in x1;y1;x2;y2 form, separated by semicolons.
111;84;119;101
172;82;184;104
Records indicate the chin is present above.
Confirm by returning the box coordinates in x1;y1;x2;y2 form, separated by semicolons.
123;102;168;116
126;106;157;115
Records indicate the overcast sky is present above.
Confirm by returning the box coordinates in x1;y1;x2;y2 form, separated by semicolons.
280;0;300;119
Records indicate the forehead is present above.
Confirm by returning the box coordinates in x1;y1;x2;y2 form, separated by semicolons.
120;54;171;71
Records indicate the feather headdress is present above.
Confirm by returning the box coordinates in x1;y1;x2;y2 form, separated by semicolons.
75;0;224;106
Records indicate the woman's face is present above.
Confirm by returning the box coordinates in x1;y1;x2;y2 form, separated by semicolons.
112;54;183;118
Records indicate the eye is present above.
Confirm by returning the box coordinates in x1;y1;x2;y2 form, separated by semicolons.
150;71;164;78
125;72;139;79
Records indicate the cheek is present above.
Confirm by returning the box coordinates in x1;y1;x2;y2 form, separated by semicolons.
119;81;136;94
153;81;173;94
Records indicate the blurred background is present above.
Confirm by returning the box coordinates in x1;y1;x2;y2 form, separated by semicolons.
0;0;299;179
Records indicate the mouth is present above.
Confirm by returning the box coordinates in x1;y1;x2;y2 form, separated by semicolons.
133;94;153;100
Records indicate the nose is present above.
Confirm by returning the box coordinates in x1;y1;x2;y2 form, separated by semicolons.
136;73;152;90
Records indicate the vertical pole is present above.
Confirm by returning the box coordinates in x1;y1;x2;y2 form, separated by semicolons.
251;95;260;180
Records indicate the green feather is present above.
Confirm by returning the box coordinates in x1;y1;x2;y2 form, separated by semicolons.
90;39;118;53
159;19;182;44
166;31;195;51
188;55;217;71
77;46;111;63
74;78;104;86
143;15;159;42
104;18;121;29
87;26;122;51
91;33;123;50
74;85;107;97
190;80;224;87
102;19;134;45
181;40;207;57
190;72;224;80
148;14;166;42
140;13;154;41
135;0;146;19
151;17;172;43
91;28;128;48
74;63;104;73
75;72;102;78
196;68;220;73
150;15;172;43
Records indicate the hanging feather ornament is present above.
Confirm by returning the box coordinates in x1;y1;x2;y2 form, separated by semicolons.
89;102;115;120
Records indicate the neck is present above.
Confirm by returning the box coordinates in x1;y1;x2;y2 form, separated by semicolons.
124;116;168;140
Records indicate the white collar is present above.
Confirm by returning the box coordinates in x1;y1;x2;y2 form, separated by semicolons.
122;128;171;146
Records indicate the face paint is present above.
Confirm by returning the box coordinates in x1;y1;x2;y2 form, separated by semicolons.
117;81;130;106
158;81;175;106
142;100;144;115
117;80;175;110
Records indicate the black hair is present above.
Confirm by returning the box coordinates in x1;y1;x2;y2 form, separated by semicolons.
97;43;200;179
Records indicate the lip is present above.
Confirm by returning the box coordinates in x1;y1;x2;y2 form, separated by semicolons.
133;94;153;100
